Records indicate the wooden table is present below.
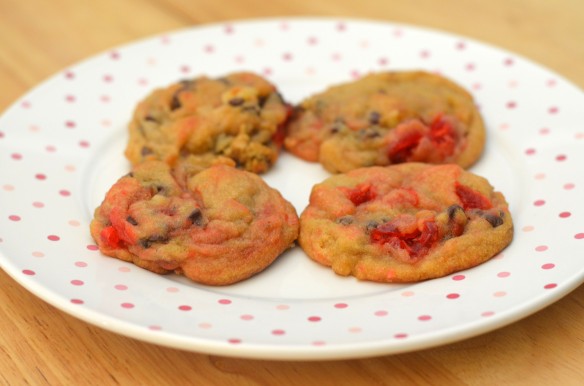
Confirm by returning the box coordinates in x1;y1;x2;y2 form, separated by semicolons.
1;0;583;384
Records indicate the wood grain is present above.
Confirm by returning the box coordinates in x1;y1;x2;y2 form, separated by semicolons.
1;0;584;384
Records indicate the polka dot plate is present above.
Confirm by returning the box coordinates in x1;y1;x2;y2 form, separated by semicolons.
1;18;583;360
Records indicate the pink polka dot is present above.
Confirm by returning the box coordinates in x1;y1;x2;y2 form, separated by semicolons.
203;44;214;53
224;24;234;34
575;233;584;239
8;215;21;221
32;251;45;258
534;173;546;180
541;263;555;270
240;314;254;321
218;299;232;305
2;184;14;191
35;173;47;180
506;101;517;109
166;287;179;293
272;329;285;336
497;272;511;278
65;95;76;103
481;311;495;317
178;305;192;311
11;153;22;160
65;165;76;172
535;245;548;252
276;304;289;310
312;341;326;346
564;183;575;190
504;57;514;66
103;74;114;83
334;303;348;309
198;323;212;329
378;57;389;66
452;274;465;281
47;235;60;241
494;291;507;297
418;315;432;321
556;154;567;161
114;284;128;290
348;327;362;333
525;148;536;155
446;293;460;299
86;244;98;251
539;128;550;135
118;266;131;272
394;333;408;339
65;120;76;129
308;316;322;322
374;310;388;317
149;325;162;331
282;52;293;61
419;49;430;58
401;291;415;297
544;283;557;289
79;140;90;148
22;269;35;276
71;299;84;305
121;302;134;309
0;131;4;138
548;106;559;114
228;338;241;344
533;200;546;206
59;189;71;197
68;220;80;227
522;225;534;232
180;65;190;74
33;201;45;208
559;211;571;218
71;280;84;286
75;261;87;267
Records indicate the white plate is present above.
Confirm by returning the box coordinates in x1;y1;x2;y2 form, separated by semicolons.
1;18;584;360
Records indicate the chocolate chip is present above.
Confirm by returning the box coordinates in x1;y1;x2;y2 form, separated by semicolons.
359;128;381;139
217;77;231;85
336;216;354;225
139;235;168;249
188;209;203;226
228;97;245;106
483;213;504;228
365;220;379;232
447;204;464;220
126;216;138;226
258;95;268;108
144;115;158;122
141;146;154;156
155;186;166;194
170;94;182;110
368;111;381;125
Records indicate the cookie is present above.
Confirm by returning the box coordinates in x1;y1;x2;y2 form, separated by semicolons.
299;163;513;283
125;72;291;174
285;71;485;173
90;161;299;285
